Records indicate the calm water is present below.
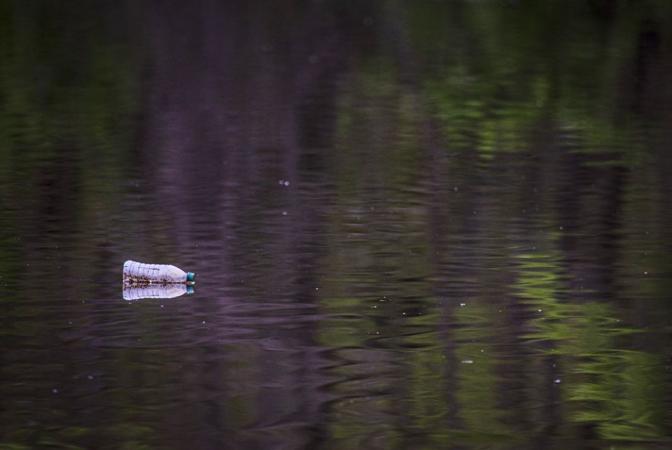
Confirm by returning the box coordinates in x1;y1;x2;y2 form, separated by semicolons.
2;1;672;449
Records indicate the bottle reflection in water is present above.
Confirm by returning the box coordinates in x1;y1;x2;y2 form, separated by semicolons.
123;284;194;301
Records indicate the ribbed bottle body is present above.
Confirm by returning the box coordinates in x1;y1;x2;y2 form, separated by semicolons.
123;260;188;284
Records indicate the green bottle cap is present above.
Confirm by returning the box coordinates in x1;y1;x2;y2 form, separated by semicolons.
186;272;196;283
186;285;195;295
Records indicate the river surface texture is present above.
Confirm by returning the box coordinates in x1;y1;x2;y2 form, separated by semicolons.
2;2;672;449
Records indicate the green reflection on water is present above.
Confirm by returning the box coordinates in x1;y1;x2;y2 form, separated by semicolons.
407;0;672;162
517;252;667;443
572;350;665;442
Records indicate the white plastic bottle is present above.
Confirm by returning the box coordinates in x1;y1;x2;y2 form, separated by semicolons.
123;260;196;285
123;284;194;301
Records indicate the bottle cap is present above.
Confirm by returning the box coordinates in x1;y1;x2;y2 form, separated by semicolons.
186;272;196;283
186;285;195;295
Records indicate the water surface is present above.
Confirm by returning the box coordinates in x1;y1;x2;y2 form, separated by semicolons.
2;1;672;449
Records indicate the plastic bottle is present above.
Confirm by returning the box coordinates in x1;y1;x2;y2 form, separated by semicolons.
123;260;196;285
123;284;194;301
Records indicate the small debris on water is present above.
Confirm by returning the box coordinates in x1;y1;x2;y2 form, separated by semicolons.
461;359;474;364
52;388;59;394
460;303;466;307
554;378;562;384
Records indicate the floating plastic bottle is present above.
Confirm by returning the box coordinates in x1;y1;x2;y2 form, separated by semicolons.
123;284;194;301
123;260;196;285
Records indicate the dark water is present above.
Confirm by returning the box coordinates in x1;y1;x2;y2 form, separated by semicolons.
2;1;672;449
